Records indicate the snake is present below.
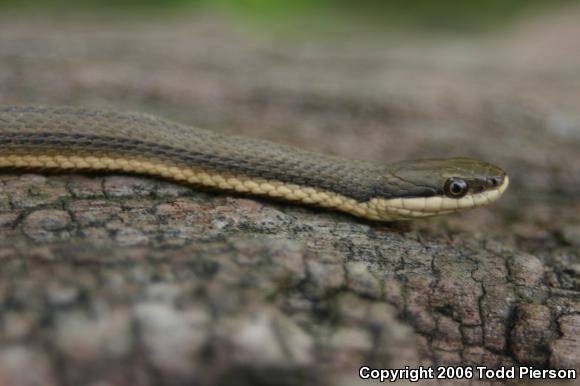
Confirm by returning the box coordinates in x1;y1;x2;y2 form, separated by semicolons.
0;106;508;221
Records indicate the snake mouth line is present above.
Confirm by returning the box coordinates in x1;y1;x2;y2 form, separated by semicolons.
366;176;509;220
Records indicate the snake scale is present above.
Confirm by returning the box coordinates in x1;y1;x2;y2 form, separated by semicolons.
0;106;508;221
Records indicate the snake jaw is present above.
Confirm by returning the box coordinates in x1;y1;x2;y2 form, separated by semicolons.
368;175;509;220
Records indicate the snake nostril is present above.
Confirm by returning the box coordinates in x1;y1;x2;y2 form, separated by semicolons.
488;177;501;187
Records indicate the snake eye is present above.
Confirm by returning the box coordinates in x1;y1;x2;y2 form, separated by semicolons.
444;178;468;198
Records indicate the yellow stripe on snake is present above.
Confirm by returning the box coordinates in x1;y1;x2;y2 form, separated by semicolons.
0;106;508;221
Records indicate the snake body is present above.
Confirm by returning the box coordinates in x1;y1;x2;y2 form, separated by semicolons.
0;106;508;221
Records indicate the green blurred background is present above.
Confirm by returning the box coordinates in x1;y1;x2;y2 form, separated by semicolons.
1;0;577;31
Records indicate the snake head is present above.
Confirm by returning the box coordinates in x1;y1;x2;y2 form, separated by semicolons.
369;157;508;220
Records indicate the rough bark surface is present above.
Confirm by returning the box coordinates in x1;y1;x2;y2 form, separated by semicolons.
0;6;579;386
